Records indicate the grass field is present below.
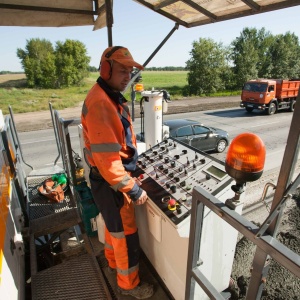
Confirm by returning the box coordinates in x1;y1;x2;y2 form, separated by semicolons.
0;71;239;114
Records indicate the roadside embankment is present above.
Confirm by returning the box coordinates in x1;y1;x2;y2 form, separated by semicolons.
11;96;241;132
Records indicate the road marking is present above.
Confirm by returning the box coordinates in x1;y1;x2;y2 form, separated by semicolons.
20;134;78;145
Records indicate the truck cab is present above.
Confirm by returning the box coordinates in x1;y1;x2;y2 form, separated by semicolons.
240;79;277;114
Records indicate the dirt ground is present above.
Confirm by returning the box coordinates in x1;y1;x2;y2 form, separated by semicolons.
229;193;300;299
11;96;241;132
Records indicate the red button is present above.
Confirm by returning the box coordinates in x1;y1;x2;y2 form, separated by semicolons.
169;199;176;207
139;174;144;179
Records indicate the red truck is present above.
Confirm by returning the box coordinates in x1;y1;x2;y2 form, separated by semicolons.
240;79;300;115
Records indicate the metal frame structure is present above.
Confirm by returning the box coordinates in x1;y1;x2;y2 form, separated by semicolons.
53;110;81;186
185;94;300;299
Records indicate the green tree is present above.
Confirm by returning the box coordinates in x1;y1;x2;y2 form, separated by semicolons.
55;39;90;87
186;38;230;95
17;38;56;88
266;32;300;79
17;38;90;88
231;27;273;88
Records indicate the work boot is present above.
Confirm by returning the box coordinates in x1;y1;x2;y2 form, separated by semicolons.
117;281;154;299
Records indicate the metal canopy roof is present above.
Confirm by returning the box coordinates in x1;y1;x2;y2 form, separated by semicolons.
133;0;300;28
0;0;109;30
0;0;299;30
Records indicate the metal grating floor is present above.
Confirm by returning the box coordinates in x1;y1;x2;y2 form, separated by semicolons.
31;253;111;300
27;176;74;220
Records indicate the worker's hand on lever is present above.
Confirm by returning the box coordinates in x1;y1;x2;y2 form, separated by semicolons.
135;190;148;206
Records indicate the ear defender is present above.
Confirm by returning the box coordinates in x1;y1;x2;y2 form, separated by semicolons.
100;60;112;80
100;46;125;80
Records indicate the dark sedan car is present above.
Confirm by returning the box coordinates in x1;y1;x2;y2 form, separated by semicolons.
163;119;229;153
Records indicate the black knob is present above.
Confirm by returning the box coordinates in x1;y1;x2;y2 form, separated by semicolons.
175;177;180;182
174;155;180;159
171;161;176;167
176;206;182;214
164;169;169;174
182;149;187;154
159;154;163;159
164;157;169;163
206;174;211;180
170;185;177;193
200;158;206;164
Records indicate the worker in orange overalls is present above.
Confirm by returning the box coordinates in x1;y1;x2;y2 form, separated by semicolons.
81;46;153;299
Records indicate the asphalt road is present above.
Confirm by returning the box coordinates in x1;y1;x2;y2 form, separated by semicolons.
18;104;293;172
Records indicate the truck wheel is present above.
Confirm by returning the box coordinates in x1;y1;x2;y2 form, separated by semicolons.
266;102;276;115
289;100;296;112
246;107;253;112
216;139;227;153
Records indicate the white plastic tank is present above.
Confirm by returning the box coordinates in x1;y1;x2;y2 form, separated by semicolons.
0;110;4;131
141;90;163;149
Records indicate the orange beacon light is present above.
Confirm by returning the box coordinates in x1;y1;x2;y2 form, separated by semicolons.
135;83;144;92
225;133;266;185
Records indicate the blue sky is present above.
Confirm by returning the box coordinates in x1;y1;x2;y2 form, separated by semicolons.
1;1;300;72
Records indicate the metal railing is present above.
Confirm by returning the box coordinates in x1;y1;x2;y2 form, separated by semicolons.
185;94;300;299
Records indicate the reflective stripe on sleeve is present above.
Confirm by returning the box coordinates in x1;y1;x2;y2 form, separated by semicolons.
91;143;121;153
110;173;131;192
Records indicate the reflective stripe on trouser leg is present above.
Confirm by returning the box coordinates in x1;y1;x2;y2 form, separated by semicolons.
105;194;140;289
104;227;116;269
89;171;140;289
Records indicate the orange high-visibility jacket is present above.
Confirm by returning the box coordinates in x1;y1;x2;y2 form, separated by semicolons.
81;80;142;201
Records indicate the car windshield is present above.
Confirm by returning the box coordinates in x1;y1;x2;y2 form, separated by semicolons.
243;82;268;92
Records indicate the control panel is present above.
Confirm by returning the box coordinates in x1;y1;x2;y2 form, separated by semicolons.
133;138;233;226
